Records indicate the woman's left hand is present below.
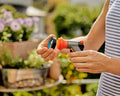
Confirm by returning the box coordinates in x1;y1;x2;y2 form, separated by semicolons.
68;50;111;73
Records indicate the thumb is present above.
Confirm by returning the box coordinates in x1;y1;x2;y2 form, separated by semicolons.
46;34;56;42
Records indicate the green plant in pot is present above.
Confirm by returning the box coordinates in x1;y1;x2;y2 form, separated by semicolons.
0;5;39;42
0;44;50;88
0;5;40;59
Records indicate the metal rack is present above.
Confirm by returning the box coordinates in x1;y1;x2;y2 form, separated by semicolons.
62;79;99;84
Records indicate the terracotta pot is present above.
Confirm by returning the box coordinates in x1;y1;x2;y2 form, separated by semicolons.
4;39;39;59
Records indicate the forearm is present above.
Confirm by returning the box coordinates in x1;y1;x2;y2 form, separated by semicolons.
72;0;109;51
71;35;103;51
69;25;105;51
106;57;120;75
72;13;106;51
60;30;104;53
61;0;110;54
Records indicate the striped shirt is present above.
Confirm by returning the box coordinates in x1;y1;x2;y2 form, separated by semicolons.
97;0;120;96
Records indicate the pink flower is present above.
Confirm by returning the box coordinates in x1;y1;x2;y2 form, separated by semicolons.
10;21;21;31
0;19;5;24
32;17;40;23
5;18;13;25
3;11;12;19
15;18;24;25
24;17;33;27
0;23;4;32
1;9;7;13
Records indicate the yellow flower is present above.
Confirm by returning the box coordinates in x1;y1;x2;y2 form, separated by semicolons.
69;64;74;70
82;73;88;78
79;73;88;79
76;87;81;92
74;76;78;79
68;70;72;75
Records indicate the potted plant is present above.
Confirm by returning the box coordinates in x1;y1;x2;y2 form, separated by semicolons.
57;53;88;83
0;44;50;88
0;5;40;58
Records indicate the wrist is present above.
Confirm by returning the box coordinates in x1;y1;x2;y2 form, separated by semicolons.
105;57;120;75
104;56;112;73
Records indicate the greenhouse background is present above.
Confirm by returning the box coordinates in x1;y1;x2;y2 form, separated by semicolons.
0;0;105;96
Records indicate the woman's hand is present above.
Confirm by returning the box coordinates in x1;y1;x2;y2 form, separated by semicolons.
37;34;60;62
68;50;111;73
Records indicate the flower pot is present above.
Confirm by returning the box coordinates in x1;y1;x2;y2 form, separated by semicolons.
2;64;51;88
3;39;39;59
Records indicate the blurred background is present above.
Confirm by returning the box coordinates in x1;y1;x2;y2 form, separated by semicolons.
0;0;105;96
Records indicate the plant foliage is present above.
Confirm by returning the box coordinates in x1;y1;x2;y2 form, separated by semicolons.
57;53;88;81
53;4;102;38
0;44;47;69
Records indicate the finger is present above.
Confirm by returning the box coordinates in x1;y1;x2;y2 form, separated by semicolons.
37;47;48;54
68;50;96;57
68;51;88;57
44;52;56;61
76;67;100;73
76;67;90;72
76;67;92;73
38;34;56;48
40;34;56;46
73;63;93;69
61;48;70;54
46;34;56;42
70;57;91;63
41;48;54;58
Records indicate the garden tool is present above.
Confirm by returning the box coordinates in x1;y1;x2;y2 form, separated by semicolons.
48;37;84;52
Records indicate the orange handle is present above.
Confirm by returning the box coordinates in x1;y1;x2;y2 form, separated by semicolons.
57;38;68;50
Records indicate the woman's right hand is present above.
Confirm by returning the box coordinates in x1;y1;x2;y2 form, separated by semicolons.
37;34;60;62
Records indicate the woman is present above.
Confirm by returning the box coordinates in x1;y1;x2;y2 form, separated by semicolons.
37;0;120;95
